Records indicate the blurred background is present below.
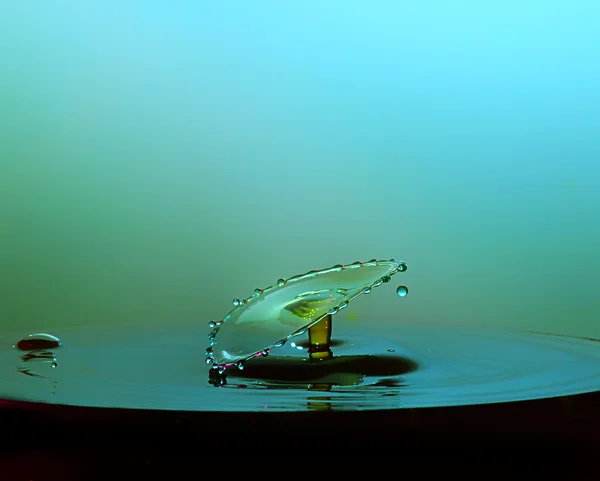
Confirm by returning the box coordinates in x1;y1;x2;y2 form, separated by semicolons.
1;1;599;337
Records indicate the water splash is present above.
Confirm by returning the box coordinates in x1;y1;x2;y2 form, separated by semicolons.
204;258;407;371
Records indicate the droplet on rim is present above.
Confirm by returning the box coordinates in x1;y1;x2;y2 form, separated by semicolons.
15;333;62;351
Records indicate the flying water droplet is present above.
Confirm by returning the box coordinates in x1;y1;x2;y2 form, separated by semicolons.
15;333;62;351
398;262;407;272
51;362;57;368
208;321;216;328
205;357;213;365
205;347;213;356
396;285;408;297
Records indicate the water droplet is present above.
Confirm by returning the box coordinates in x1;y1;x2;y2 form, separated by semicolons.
338;301;349;310
362;287;371;294
274;339;286;348
387;349;396;353
381;275;391;283
327;306;340;315
15;333;62;351
205;357;213;365
396;285;408;297
208;321;216;328
51;362;57;368
236;361;245;370
398;262;407;272
253;288;263;297
261;349;270;357
232;298;241;306
205;347;213;356
277;278;286;287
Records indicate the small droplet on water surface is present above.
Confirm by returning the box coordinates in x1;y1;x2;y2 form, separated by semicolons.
396;286;408;297
15;333;62;351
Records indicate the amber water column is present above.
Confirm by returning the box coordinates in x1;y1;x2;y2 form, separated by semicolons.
308;314;333;361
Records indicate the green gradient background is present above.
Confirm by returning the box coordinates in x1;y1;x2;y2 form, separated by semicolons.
1;2;599;337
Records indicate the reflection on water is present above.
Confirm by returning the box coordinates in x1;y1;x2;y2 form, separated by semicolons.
1;321;600;412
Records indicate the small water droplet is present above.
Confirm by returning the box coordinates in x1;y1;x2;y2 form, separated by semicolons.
51;362;57;368
261;349;270;357
327;306;340;315
253;288;263;296
232;298;241;306
274;339;286;348
15;333;62;351
277;278;286;287
362;287;371;294
205;357;213;365
396;285;408;297
236;361;245;370
208;321;216;328
387;349;396;353
205;347;213;355
398;262;407;272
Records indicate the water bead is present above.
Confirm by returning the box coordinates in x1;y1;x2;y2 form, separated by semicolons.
396;285;408;297
15;333;62;351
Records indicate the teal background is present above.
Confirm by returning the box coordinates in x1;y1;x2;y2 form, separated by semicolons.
1;2;599;336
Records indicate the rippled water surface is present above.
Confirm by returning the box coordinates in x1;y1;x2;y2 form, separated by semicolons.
1;321;600;412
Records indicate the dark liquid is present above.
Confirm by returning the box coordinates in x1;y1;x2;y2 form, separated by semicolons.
1;321;600;412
